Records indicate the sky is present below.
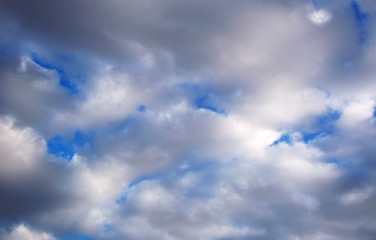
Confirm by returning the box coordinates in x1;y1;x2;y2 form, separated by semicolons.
0;0;376;239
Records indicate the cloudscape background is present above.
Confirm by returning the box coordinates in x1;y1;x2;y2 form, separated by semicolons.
0;0;376;239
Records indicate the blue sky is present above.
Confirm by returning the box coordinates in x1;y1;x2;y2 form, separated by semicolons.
1;0;376;239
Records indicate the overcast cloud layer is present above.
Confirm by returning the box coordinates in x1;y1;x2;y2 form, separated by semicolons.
1;0;376;239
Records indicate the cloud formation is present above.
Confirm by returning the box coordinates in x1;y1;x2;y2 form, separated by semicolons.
1;0;376;239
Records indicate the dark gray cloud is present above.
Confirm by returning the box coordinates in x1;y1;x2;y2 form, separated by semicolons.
0;164;72;221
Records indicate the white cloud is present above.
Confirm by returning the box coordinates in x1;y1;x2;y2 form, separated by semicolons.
3;224;55;240
340;186;374;205
1;0;376;239
338;99;375;127
53;66;144;129
74;157;129;204
0;116;46;175
308;9;332;26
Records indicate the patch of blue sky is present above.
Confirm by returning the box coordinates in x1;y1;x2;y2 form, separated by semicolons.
137;105;147;112
54;53;87;83
194;95;227;115
313;108;341;134
324;157;340;165
177;82;227;115
271;134;292;146
301;131;327;143
373;106;376;118
270;109;341;146
47;136;75;161
317;108;341;124
115;195;127;204
292;108;341;144
350;0;368;44
30;52;78;94
72;130;93;148
47;130;93;161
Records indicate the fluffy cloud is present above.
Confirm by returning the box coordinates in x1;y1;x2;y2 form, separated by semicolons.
1;0;376;239
1;224;55;240
53;67;143;129
0;116;46;174
0;117;72;224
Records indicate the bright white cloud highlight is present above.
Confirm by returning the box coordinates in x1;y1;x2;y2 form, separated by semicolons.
309;9;332;25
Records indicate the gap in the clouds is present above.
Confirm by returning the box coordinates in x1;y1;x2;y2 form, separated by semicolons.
194;95;227;115
373;106;376;118
301;131;327;143
47;130;93;161
177;83;227;116
137;105;147;113
324;157;340;165
271;131;329;146
72;131;91;148
350;0;368;45
30;52;79;94
115;195;128;204
317;108;341;123
314;108;341;134
271;108;341;146
271;134;292;146
47;136;75;160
